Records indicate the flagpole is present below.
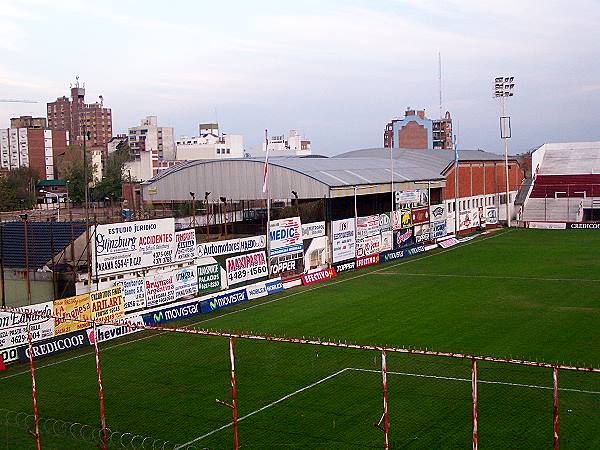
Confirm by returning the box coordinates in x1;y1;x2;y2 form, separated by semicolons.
454;133;460;235
390;148;394;212
264;129;272;278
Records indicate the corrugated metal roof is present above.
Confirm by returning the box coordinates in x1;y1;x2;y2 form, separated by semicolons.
145;156;445;189
1;221;87;269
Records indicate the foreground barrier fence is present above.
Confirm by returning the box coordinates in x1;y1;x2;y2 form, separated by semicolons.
1;308;599;449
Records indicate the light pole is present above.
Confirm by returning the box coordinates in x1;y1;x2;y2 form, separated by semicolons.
220;196;228;238
204;192;211;242
39;190;60;221
189;192;197;228
494;76;515;227
291;190;299;217
19;213;31;305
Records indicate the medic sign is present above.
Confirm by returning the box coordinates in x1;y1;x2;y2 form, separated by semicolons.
269;217;303;256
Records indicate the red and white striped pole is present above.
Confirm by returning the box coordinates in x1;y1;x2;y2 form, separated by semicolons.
92;321;108;450
553;367;559;450
381;350;389;450
229;336;239;450
471;358;478;450
26;316;41;450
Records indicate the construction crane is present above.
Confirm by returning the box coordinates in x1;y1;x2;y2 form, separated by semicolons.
0;99;38;103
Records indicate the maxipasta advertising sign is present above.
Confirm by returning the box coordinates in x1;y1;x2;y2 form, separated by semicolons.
54;294;91;336
0;302;54;350
90;286;125;322
92;218;176;276
226;251;268;285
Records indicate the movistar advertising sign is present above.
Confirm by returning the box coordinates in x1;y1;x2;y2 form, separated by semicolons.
199;288;248;313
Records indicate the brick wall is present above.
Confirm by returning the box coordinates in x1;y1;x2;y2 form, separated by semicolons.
398;122;428;149
444;161;524;200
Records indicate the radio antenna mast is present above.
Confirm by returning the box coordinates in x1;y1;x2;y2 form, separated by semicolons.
438;52;443;119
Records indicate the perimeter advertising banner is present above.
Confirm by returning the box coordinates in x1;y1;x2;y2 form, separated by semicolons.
393;228;416;250
144;272;176;308
429;204;447;222
197;263;221;294
269;217;303;256
115;278;146;312
459;209;480;230
92;218;176;276
246;281;268;300
270;252;304;278
301;222;326;240
356;234;381;258
0;301;54;350
414;224;431;244
18;329;92;362
226;251;268;285
301;268;337;286
143;300;200;326
356;254;380;268
54;294;91;336
173;229;197;262
411;207;430;225
392;210;412;229
431;221;447;239
356;215;380;240
332;218;356;263
197;235;266;258
95;314;145;343
333;260;356;273
265;278;284;294
174;266;198;299
199;288;248;313
486;207;499;225
90;286;125;323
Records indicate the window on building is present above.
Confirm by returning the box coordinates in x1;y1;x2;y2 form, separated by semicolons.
226;148;230;154
216;148;221;154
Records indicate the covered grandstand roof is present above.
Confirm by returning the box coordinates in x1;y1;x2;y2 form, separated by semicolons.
142;156;446;201
535;142;600;175
336;148;510;174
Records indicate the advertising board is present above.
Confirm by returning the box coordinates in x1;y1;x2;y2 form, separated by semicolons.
566;223;600;229
246;281;269;300
226;251;268;285
269;217;303;256
199;288;248;313
379;249;407;263
431;221;447;239
54;294;91;336
115;278;146;312
379;213;392;232
411;207;430;225
414;224;431;243
1;347;19;364
459;209;480;230
438;237;459;248
270;252;304;279
92;218;175;276
18;329;91;362
333;260;356;273
301;222;326;240
0;302;54;350
356;254;380;268
90;286;125;323
529;222;566;229
301;268;336;285
393;228;415;250
356;234;381;258
380;231;393;252
486;207;499;225
332;218;356;263
174;266;198;299
197;235;265;258
95;314;144;343
356;215;380;239
143;300;200;326
265;278;284;294
144;272;176;308
429;204;446;222
197;263;221;294
173;229;197;262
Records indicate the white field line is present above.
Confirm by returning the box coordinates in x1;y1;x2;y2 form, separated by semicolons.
1;229;512;381
349;368;600;395
373;273;600;283
178;362;600;448
173;368;350;450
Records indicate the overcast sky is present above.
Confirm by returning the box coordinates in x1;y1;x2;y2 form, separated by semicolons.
1;0;599;156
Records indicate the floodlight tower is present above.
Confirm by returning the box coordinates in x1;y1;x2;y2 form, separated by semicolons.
494;76;514;227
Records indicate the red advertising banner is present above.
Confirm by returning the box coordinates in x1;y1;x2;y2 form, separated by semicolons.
411;207;430;225
356;254;380;268
301;268;337;286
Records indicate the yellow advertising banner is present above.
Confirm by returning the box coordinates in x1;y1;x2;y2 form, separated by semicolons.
90;286;125;322
53;294;91;336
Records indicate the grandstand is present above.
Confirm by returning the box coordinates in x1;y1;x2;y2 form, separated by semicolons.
521;142;600;223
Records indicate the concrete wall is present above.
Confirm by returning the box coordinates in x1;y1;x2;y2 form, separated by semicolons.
0;269;55;307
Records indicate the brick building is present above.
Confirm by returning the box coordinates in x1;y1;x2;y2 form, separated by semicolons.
384;108;453;150
0;117;69;180
46;79;112;151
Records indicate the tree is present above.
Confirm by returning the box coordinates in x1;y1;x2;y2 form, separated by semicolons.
57;145;94;205
0;167;38;211
92;142;132;201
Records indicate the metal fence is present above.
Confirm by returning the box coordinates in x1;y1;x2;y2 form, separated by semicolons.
1;309;599;449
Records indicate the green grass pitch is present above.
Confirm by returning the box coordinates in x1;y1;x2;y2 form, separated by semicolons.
1;228;599;449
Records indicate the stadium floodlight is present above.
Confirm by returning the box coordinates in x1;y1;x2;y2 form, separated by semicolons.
493;75;515;227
